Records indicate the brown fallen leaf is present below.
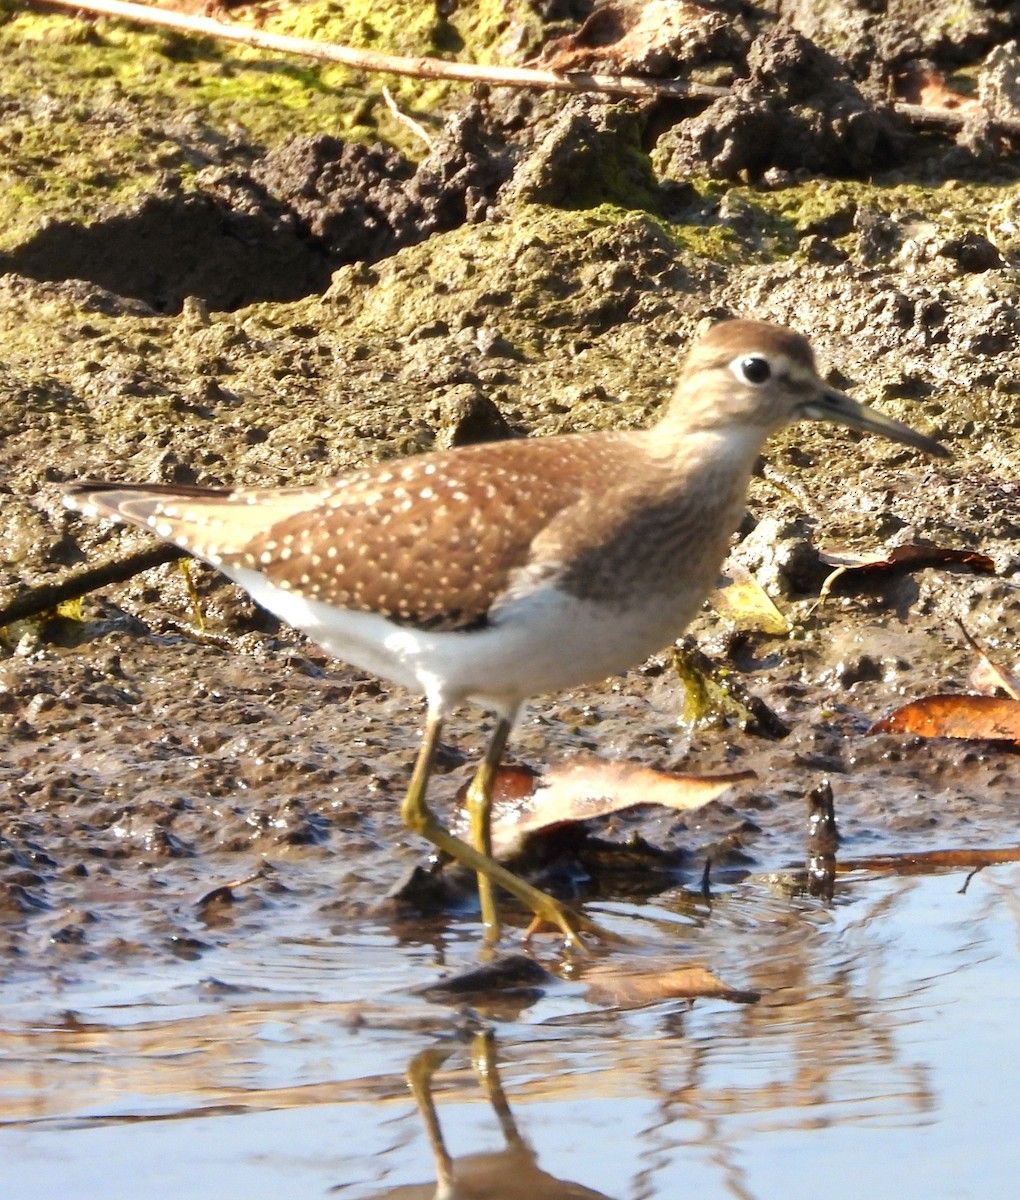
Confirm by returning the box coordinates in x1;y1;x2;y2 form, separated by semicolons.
582;959;760;1008
819;544;995;598
868;693;1020;743
419;953;759;1011
486;758;756;860
896;67;983;113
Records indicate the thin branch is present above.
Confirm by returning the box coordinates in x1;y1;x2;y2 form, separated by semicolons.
836;844;1020;873
381;84;434;150
34;0;1020;137
37;0;727;102
0;544;184;628
895;99;1020;138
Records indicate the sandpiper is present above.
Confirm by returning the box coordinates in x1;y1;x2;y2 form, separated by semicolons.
63;320;947;947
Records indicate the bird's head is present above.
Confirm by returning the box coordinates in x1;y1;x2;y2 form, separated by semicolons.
667;319;948;459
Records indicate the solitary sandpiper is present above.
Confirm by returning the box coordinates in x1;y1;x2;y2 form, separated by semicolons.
63;320;948;947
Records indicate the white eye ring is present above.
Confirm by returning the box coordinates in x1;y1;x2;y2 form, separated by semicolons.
731;355;772;386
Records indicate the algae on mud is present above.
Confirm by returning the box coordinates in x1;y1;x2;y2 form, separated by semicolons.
0;0;1018;969
0;0;541;251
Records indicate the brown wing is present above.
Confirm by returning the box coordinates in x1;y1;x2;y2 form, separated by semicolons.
64;433;646;632
229;437;613;630
61;480;330;562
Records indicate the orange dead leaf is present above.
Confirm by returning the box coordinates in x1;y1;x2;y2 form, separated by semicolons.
896;67;983;113
489;763;541;804
868;694;1020;742
819;544;995;597
487;759;755;859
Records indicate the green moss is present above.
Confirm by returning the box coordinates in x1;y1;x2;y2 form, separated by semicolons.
756;178;1007;233
0;1;543;251
656;177;1018;272
264;0;445;55
256;0;543;151
322;204;689;346
507;104;662;213
674;222;745;261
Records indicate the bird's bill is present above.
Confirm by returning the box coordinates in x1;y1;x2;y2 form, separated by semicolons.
802;388;950;459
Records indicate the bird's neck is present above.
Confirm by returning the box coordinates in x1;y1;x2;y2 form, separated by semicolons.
639;416;768;482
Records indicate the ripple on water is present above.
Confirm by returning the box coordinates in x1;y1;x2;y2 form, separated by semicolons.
3;867;1020;1199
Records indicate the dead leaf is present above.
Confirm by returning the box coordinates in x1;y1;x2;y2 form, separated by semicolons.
819;544;995;597
487;758;755;860
583;959;759;1008
709;567;791;634
868;693;1020;742
418;954;760;1012
535;0;733;74
896;67;983;112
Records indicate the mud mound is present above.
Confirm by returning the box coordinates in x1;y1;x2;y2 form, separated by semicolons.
656;27;911;182
1;103;513;313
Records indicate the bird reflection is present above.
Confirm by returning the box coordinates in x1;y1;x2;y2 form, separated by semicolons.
368;1030;616;1200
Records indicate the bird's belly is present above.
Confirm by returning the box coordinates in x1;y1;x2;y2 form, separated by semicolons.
455;586;697;709
225;567;695;717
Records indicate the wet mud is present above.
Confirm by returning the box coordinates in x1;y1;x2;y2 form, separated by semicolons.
0;0;1018;1022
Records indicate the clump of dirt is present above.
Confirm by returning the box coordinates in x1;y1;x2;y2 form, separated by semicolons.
777;0;1020;69
2;101;516;312
656;27;911;181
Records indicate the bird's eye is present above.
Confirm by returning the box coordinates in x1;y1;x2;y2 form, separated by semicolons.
734;355;772;386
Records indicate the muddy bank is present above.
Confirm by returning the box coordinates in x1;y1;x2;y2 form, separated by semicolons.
1;0;1019;973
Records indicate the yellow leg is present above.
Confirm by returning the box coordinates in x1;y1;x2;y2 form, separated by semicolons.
471;1029;527;1151
406;1045;456;1193
407;1032;528;1192
400;711;606;950
465;716;512;946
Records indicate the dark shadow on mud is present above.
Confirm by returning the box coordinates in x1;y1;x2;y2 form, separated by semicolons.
0;109;514;314
2;190;336;313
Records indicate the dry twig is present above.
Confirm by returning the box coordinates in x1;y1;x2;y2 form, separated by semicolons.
0;544;184;628
381;84;434;149
38;0;1020;137
38;0;726;102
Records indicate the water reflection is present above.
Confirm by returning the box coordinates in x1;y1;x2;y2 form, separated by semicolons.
360;1030;616;1200
2;867;1020;1198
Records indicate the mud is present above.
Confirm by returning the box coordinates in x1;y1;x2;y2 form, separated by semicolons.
1;0;1019;986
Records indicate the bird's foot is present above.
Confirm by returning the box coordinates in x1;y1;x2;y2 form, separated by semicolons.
519;896;626;951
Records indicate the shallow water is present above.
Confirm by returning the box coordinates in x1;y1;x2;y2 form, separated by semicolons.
4;862;1019;1200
